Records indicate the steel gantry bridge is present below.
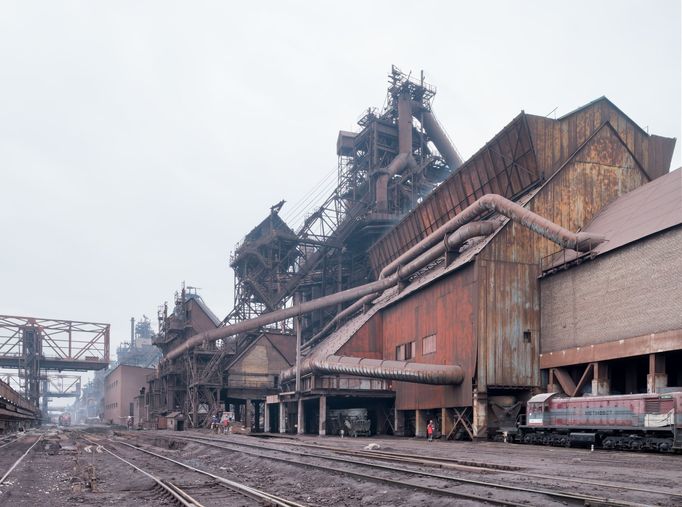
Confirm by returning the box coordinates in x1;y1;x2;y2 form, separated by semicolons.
0;315;109;412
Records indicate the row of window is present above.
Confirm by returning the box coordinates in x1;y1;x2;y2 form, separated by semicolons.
105;402;119;410
106;379;119;391
396;334;436;360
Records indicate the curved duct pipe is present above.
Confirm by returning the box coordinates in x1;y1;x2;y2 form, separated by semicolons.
304;194;605;350
304;221;497;350
280;355;464;385
376;94;415;211
375;153;410;211
162;194;605;362
393;193;604;262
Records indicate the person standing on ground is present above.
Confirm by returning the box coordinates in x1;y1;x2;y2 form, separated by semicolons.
427;420;434;442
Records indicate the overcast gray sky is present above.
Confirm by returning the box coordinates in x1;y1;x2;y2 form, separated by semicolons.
1;0;680;362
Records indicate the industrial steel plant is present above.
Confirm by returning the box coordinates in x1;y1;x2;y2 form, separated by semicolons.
2;66;680;506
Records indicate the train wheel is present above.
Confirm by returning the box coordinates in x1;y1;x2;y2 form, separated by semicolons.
603;437;615;450
659;440;673;452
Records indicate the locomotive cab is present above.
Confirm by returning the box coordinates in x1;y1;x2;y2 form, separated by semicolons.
526;392;557;427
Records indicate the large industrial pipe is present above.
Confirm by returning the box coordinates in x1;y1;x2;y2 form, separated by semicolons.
397;93;413;155
376;94;415;211
304;220;498;350
376;193;604;299
306;197;605;351
421;110;463;170
163;194;604;362
375;153;410;211
164;270;406;362
280;355;464;385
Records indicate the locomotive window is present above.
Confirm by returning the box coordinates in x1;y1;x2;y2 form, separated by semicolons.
396;344;405;361
528;403;544;424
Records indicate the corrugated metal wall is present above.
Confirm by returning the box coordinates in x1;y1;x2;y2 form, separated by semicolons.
336;314;384;360
526;98;675;182
477;121;651;390
381;265;477;410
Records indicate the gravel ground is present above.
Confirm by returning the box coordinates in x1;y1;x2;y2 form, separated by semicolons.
0;427;680;506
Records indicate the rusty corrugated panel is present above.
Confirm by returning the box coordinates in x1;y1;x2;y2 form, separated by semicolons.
336;314;384;360
477;119;655;389
544;168;682;270
531;97;676;181
381;265;477;410
369;113;540;275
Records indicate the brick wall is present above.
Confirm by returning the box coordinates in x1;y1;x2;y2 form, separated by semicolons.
541;227;682;352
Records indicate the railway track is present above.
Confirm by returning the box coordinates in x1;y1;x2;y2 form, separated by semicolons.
0;433;21;450
0;435;42;486
84;439;208;507
123;431;661;507
264;436;682;500
79;433;305;507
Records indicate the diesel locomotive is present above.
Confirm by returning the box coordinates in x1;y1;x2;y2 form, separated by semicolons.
505;391;682;452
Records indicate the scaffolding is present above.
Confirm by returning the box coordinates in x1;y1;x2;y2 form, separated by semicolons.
226;67;459;345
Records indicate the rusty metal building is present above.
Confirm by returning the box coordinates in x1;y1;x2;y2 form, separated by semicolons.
148;285;296;429
149;72;677;439
540;167;682;398
148;287;221;427
273;97;676;439
150;68;464;430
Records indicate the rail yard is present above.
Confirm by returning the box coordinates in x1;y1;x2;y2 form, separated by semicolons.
1;4;681;505
0;426;680;506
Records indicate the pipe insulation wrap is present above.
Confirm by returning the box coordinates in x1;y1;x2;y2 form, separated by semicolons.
282;355;464;385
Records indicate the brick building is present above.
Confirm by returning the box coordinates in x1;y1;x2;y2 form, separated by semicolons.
103;364;155;425
540;167;682;397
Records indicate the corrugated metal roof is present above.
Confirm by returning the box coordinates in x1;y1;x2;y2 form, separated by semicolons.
546;168;682;269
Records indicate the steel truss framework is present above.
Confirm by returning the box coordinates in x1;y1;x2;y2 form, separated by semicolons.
0;315;109;406
225;67;457;346
154;69;463;429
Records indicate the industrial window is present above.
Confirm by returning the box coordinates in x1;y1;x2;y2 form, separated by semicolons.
397;341;416;360
405;341;415;360
422;334;436;355
523;330;531;343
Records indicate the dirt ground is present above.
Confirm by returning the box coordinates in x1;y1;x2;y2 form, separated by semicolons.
0;426;680;506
